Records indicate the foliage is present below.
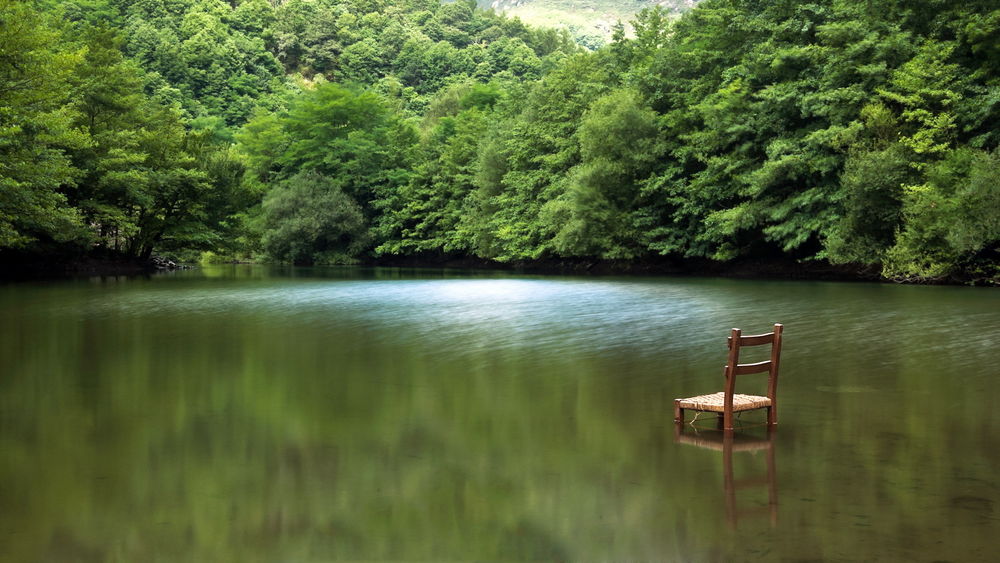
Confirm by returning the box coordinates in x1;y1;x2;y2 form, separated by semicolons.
8;0;1000;282
120;0;285;126
883;149;1000;280
547;88;664;259
0;0;87;249
260;170;370;265
239;82;417;261
1;2;254;261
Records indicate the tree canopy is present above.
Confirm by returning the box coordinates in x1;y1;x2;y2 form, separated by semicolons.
4;0;999;282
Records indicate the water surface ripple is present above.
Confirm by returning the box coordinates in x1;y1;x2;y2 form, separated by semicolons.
0;266;997;560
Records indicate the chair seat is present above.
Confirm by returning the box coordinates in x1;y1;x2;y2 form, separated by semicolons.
675;392;771;413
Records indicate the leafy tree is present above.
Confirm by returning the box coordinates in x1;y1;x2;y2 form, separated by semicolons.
269;0;316;72
884;149;1000;280
546;88;664;259
466;53;615;261
240;82;416;260
64;23;149;251
67;27;239;259
0;0;87;249
122;0;284;125
271;82;412;208
377;95;493;256
260;170;370;265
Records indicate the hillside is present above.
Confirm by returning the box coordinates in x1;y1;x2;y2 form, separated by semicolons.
4;0;1000;283
478;0;698;47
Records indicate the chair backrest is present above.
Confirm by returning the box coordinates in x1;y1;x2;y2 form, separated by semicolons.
724;323;783;403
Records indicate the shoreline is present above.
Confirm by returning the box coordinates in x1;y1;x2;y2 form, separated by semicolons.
2;252;994;286
367;255;889;283
0;252;186;282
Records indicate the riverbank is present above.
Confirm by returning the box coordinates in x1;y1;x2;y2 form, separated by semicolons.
369;254;891;283
0;250;188;282
3;250;995;285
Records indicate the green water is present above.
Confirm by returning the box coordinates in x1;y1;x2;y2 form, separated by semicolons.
1;266;998;561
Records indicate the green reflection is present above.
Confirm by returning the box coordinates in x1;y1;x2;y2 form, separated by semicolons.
0;268;997;560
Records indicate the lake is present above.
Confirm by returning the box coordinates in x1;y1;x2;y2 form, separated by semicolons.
1;266;998;561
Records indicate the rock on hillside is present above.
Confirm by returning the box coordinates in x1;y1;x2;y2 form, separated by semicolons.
475;0;699;47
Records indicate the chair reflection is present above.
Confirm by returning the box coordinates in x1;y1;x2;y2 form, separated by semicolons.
675;426;778;529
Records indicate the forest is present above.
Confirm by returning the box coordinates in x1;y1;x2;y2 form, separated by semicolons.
2;0;999;283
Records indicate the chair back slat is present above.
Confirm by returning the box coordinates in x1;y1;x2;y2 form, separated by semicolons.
738;332;775;347
727;332;775;349
733;360;772;375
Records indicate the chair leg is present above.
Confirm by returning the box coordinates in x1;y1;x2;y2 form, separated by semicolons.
674;401;683;424
767;405;777;426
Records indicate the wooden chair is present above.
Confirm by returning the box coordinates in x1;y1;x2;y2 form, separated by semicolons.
674;323;783;432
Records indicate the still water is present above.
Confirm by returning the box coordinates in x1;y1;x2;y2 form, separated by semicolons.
1;266;998;561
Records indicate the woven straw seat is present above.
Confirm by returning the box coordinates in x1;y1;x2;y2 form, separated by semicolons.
675;324;784;432
676;392;771;413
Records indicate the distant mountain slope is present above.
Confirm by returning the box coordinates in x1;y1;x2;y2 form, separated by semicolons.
475;0;699;47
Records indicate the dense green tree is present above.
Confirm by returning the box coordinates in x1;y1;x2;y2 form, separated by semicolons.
0;0;87;250
266;82;412;207
825;143;912;264
377;84;497;256
621;0;1000;279
884;149;1000;280
260;170;370;265
269;0;315;72
239;82;417;260
466;53;616;261
2;2;254;261
65;24;150;251
122;0;284;125
546;88;664;259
